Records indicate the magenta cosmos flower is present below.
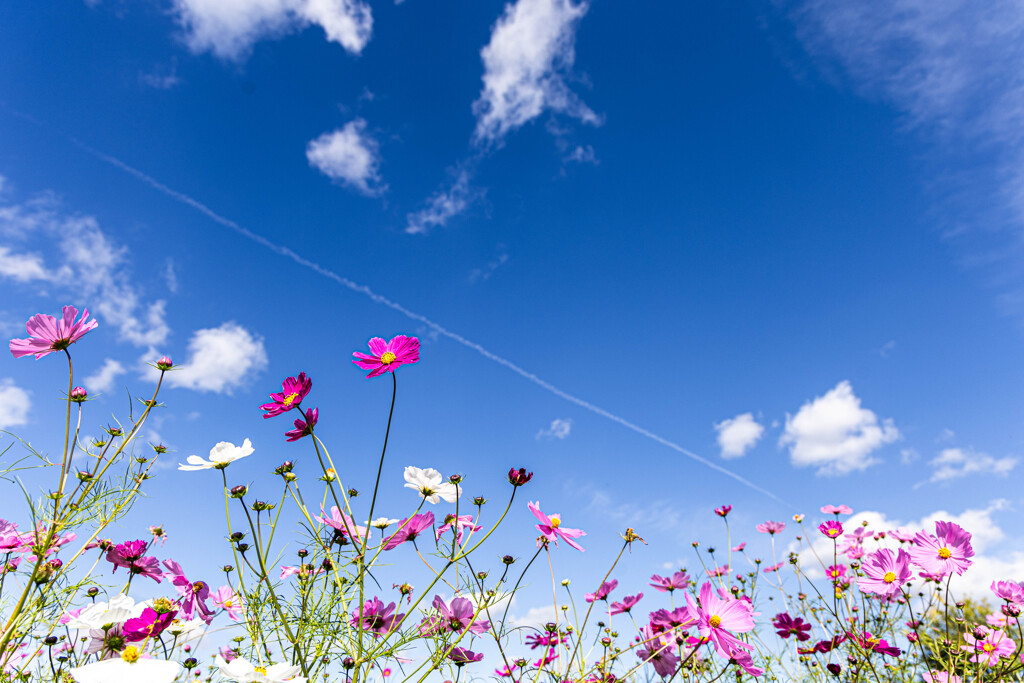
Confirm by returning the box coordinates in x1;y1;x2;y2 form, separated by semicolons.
685;581;757;658
649;570;689;592
449;648;484;665
260;372;312;418
123;608;176;642
819;521;844;539
715;505;732;518
528;501;586;552
352;335;420;378
163;559;214;624
609;592;643;615
383;512;435;551
908;521;974;576
773;613;812;641
859;548;912;597
10;305;98;359
284;407;318;442
585;579;618;603
427;595;489;634
992;580;1024;604
351;597;405;636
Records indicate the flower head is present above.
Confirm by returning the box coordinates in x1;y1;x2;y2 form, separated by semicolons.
10;305;98;359
352;335;420;378
352;597;404;636
178;439;254;471
449;647;484;665
212;585;245;622
992;580;1024;604
819;521;844;539
383;513;435;551
284;407;318;442
70;653;181;683
773;612;812;641
715;505;732;518
260;372;312;418
859;548;912;597
756;521;786;535
403;466;460;504
508;467;534;486
529;501;586;552
609;592;643;615
649;570;689;592
584;579;618;603
685;582;757;657
908;520;974;577
123;608;176;642
821;505;853;515
215;655;303;683
963;627;1015;666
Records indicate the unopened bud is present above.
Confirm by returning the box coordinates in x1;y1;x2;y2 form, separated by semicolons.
156;356;173;371
230;485;247;498
502;555;515;565
473;496;487;506
76;471;94;482
70;387;88;403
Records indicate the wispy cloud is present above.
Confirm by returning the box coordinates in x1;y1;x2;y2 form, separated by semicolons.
406;169;477;235
169;0;373;61
139;58;181;90
536;418;572;440
469;245;509;283
75;142;788;504
925;447;1017;485
85;359;127;393
306;119;387;196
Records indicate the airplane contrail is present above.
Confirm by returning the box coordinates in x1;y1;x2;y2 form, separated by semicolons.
73;139;789;507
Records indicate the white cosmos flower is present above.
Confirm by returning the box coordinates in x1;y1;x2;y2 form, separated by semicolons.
165;617;207;640
216;654;307;682
67;594;147;630
371;517;399;529
403;466;461;504
71;646;181;683
178;438;254;471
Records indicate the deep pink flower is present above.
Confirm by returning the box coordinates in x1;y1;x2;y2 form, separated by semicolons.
859;548;912;597
763;562;784;573
212;585;245;622
707;563;730;577
383;512;435;551
649;607;696;632
123;608;175;642
820;505;853;515
908;521;974;576
525;632;565;650
260;372;312;418
637;624;680;678
430;595;489;634
963;627;1015;665
715;505;732;518
685;582;757;658
10;306;98;359
284;407;318;442
352;336;420;378
584;579;618;603
725;645;764;677
435;514;481;545
649;570;689;592
819;521;844;539
163;559;214;624
449;647;484;665
352;597;405;636
756;520;785;535
105;540;163;583
529;501;586;552
773;613;812;641
609;592;643;615
850;632;901;657
219;647;239;663
992;580;1024;604
890;527;917;543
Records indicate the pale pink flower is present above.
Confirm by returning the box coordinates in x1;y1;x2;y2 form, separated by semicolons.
908;521;974;576
529;501;586;551
10;305;98;359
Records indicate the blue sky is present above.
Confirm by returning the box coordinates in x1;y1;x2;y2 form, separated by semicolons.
1;0;1024;627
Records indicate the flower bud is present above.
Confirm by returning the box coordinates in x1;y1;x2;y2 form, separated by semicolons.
507;467;533;487
76;471;94;482
477;571;488;580
156;356;173;371
86;587;99;597
70;387;88;403
448;474;463;484
502;555;515;565
106;427;123;437
274;461;294;475
236;542;249;553
152;444;167;454
230;532;245;542
183;658;198;669
230;485;247;498
222;565;234;574
297;549;309;558
1003;603;1022;617
473;496;487;506
343;658;355;670
827;664;841;676
44;636;59;646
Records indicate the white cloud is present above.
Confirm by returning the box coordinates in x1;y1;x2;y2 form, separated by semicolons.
171;0;372;61
85;359;127;394
0;190;170;348
714;412;764;459
510;605;558;629
926;447;1018;484
406;169;476;235
473;0;599;145
0;379;30;430
164;259;179;294
157;322;268;394
780;380;899;475
563;144;598;165
537;418;572;440
139;59;181;89
306;119;386;196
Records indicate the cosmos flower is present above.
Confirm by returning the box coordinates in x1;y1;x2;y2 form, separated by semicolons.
163;559;214;624
403;466;460;504
529;501;586;552
318;507;369;545
649;571;689;592
963;627;1016;666
637;625;680;678
70;647;181;683
685;582;757;658
212;586;245;622
284;407;318;442
10;305;98;359
449;648;484;665
260;372;312;418
178;439;254;471
992;580;1024;604
435;514;481;545
65;595;147;630
714;505;732;518
908;521;974;576
430;595;489;634
609;593;643;616
351;597;404;636
819;521;844;539
352;335;420;378
756;521;786;535
215;655;306;683
123;608;176;642
772;613;812;641
383;512;435;551
859;548;912;597
922;673;962;683
584;579;618;603
820;505;853;515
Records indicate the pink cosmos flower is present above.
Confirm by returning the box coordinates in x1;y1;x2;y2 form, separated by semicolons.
163;559;214;624
526;632;565;650
449;648;484;665
649;570;689;592
212;586;244;622
260;372;312;418
859;548;912;597
280;564;323;580
284;407;318;442
890;527;917;543
351;597;405;636
10;306;98;359
218;647;239;663
964;627;1015;666
819;521;844;539
529;501;586;552
383;512;435;551
123;608;175;642
715;505;732;518
756;521;785;535
609;592;643;616
637;624;680;678
429;595;489;634
584;579;618;603
992;580;1024;604
923;673;962;683
726;646;764;677
850;632;901;657
650;607;696;632
732;542;746;552
106;540;163;583
318;507;369;545
352;336;420;378
908;521;974;576
435;514;481;545
820;505;853;515
707;563;730;577
773;613;811;641
685;582;757;658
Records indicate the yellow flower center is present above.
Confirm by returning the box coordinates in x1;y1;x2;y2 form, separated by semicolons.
224;600;233;608
193;581;205;593
938;547;951;559
121;646;141;663
550;516;561;529
983;643;995;653
828;528;839;536
380;351;397;364
282;392;299;406
883;571;896;584
709;615;722;628
255;666;268;674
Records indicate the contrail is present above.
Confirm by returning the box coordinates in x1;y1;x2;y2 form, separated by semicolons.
73;139;789;507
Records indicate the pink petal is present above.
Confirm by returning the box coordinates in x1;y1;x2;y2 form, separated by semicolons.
367;337;388;356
